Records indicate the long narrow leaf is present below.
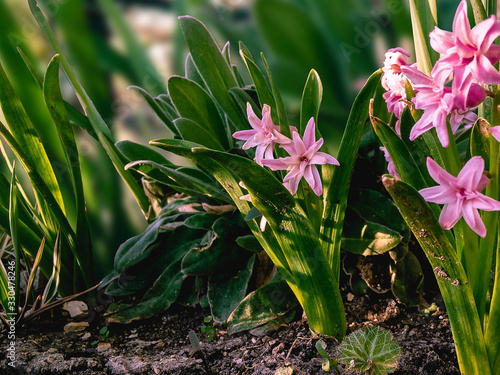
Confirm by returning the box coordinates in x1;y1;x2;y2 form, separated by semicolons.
43;54;94;290
320;70;382;276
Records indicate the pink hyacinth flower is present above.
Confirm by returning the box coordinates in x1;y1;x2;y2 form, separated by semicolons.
401;65;484;147
419;156;500;237
430;0;500;107
381;48;413;129
233;103;291;165
262;118;339;196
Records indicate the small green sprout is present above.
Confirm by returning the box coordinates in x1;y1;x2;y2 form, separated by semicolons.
91;326;110;345
315;339;340;373
337;326;401;374
201;315;216;342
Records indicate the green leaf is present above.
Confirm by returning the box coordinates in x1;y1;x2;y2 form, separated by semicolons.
185;53;205;88
114;214;182;273
126;159;231;203
178;16;247;131
0;60;64;229
391;249;425;306
29;0;150;215
320;70;382;274
181;217;248;275
116;140;174;166
168;76;229;149
371;115;428;190
227;278;297;334
208;255;255;322
261;54;290;136
43;54;94;290
239;42;277;123
236;235;263;253
300;69;322;135
338;326;401;375
174;118;225;151
341;221;402;256
350;189;410;242
184;212;220;230
409;0;438;75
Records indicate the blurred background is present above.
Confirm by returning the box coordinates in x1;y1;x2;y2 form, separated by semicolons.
0;0;458;279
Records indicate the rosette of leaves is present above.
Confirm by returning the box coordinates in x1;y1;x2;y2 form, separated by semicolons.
337;326;401;374
101;194;298;326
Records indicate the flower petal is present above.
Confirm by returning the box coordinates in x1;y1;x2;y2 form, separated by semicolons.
439;201;463;230
456;156;485;191
419;186;457;204
426;157;456;187
462;201;486;237
303;117;317;148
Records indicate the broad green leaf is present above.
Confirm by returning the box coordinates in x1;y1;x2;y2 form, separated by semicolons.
114;214;183;272
168;76;229;149
184;212;220;230
174;118;225;151
391;249;425;306
341;221;402;256
236;235;263;253
239;42;277;123
181;217;249;275
350;189;410;242
126;159;231;203
338;326;401;375
320;70;382;275
383;176;491;375
178;16;247;131
116;140;174;166
227;278;297;334
300;69;322;135
128;85;178;137
208;255;255;322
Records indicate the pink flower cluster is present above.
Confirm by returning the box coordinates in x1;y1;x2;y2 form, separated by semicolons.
233;103;339;197
381;47;413;135
382;0;500;149
379;0;500;237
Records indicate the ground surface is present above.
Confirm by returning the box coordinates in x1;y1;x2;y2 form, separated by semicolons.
0;284;459;375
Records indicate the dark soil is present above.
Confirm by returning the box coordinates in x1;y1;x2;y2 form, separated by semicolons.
0;284;459;375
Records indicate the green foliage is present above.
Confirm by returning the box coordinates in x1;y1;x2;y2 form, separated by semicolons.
102;198;259;324
337;326;401;375
315;339;339;373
